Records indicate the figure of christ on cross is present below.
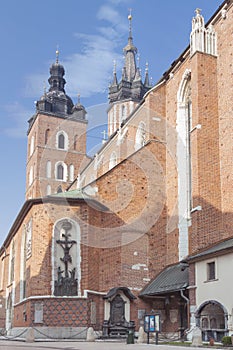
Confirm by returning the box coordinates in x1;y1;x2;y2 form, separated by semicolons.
56;230;76;279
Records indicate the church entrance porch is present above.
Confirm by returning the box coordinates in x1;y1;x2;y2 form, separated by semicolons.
196;301;227;342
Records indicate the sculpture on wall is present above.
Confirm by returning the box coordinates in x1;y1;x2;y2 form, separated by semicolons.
54;220;78;296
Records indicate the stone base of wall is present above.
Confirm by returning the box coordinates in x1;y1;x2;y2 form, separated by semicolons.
8;326;88;340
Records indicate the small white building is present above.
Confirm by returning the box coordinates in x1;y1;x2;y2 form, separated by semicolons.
187;238;233;342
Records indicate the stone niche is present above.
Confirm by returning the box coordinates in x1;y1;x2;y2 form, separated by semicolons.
102;287;136;338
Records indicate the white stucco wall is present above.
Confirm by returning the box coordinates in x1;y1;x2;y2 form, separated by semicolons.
195;252;233;331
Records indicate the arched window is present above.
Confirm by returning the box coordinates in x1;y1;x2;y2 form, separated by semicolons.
58;134;65;149
74;135;78;150
57;185;62;193
46;161;51;178
57;164;64;180
109;152;117;170
198;301;226;342
29;166;33;186
30;135;34;156
69;164;74;182
177;69;192;260
135;121;146;151
20;226;27;300
9;241;15;284
120;105;126;125
55;162;67;181
45;129;50;145
56;131;68;150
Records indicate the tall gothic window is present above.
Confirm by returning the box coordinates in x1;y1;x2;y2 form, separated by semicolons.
10;241;15;283
56;131;68;150
55;162;67;181
30;135;35;156
57;164;64;180
74;135;78;150
176;69;192;260
69;164;74;182
58;133;65;149
45;129;50;145
46;161;51;178
135;121;146;151
20;227;27;300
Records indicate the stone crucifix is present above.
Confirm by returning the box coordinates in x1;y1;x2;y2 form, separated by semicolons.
56;221;76;279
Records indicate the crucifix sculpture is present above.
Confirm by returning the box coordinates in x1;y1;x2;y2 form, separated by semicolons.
54;220;78;296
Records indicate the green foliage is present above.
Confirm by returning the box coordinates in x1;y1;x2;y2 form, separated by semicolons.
222;336;232;346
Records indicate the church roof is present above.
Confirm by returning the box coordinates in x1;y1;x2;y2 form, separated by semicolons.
48;189;90;199
139;262;189;297
0;190;108;254
186;237;233;262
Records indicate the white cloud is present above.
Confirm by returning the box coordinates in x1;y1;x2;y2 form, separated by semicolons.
23;1;129;100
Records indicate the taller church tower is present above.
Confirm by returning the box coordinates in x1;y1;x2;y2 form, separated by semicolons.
26;51;89;199
108;13;152;136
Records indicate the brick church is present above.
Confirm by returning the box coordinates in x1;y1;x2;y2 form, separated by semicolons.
0;0;232;342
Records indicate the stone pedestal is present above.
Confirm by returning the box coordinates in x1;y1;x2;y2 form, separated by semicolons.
26;327;35;343
191;326;202;347
137;326;147;343
86;327;95;342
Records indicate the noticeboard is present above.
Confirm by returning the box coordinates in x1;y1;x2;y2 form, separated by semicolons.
144;313;161;333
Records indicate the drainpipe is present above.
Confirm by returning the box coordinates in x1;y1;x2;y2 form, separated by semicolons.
180;289;190;336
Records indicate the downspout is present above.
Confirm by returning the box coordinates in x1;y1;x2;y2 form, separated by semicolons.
180;289;190;335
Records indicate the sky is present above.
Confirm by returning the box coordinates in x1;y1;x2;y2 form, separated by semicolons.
0;0;223;245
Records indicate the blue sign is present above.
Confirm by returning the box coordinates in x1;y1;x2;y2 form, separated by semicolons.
144;314;161;333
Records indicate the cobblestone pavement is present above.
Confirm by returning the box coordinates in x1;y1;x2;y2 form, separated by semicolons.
0;340;223;350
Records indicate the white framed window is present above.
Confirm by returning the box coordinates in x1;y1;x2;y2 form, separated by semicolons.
46;161;51;178
55;161;67;181
56;131;68;150
69;164;74;182
135;121;146;151
30;136;35;156
29;166;33;186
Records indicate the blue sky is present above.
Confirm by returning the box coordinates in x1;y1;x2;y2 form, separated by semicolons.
0;0;222;245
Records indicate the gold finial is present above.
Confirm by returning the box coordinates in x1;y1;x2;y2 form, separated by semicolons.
128;8;132;34
195;8;202;16
128;8;132;21
56;45;59;63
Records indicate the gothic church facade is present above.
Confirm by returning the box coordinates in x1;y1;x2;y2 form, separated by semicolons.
0;0;232;341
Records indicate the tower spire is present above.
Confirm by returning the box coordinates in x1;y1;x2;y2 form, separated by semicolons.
56;47;59;64
123;10;137;82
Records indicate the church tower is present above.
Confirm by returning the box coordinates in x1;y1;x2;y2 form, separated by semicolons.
108;13;152;136
26;51;89;199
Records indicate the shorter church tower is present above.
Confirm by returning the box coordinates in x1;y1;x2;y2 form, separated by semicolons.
108;13;152;136
26;51;89;199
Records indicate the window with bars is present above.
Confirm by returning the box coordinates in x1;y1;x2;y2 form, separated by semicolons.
207;261;216;281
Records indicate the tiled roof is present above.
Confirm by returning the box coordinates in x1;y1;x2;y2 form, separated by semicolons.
139;262;189;297
187;237;233;262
